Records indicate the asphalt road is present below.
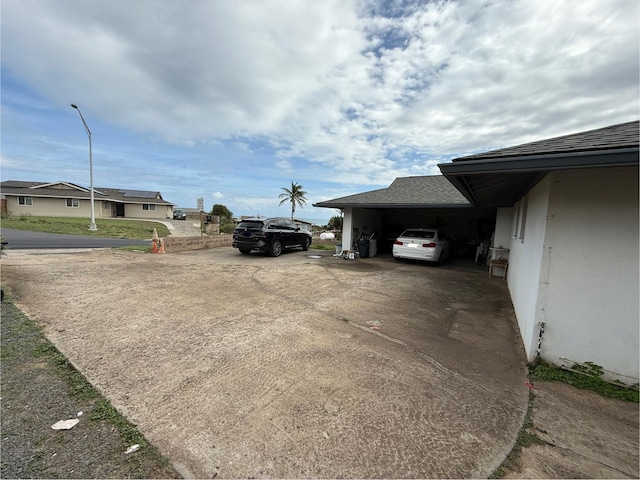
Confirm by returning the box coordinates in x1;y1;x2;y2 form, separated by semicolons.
0;228;150;249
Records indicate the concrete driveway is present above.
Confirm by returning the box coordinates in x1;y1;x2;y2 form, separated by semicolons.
1;247;529;478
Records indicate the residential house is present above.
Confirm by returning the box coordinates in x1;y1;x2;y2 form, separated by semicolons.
1;181;174;220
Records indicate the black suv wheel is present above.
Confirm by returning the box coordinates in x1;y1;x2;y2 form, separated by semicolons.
270;239;283;257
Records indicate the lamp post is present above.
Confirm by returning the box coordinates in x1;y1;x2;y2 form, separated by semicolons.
70;104;97;231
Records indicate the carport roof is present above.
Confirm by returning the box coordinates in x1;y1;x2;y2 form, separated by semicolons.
438;121;639;207
313;175;471;209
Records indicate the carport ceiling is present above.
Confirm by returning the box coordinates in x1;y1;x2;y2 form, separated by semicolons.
445;171;547;207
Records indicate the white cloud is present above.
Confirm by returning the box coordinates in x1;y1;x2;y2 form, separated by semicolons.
1;0;637;205
275;159;293;171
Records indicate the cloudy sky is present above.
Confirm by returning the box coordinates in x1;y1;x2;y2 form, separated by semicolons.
2;0;638;223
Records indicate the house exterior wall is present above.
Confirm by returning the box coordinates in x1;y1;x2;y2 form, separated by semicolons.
501;167;639;383
123;203;169;219
539;167;639;382
6;195;171;221
503;176;551;362
6;196;105;219
494;208;513;248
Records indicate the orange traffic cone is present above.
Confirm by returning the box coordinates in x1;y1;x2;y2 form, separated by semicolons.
152;228;159;253
158;239;165;254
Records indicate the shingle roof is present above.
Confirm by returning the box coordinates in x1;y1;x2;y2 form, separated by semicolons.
0;181;173;205
314;175;470;208
453;120;639;162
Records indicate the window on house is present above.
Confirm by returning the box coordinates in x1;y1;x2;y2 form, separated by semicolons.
142;204;156;211
18;196;33;206
66;198;79;208
513;195;528;242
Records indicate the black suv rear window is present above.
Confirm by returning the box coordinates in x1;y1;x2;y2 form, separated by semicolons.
236;221;264;229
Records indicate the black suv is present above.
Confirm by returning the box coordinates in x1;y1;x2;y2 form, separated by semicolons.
232;217;312;256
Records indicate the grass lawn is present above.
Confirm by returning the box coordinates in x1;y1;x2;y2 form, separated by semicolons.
1;216;171;239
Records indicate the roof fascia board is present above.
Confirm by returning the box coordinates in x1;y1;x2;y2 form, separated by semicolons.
313;202;472;209
439;148;639;175
30;181;89;192
3;192;92;199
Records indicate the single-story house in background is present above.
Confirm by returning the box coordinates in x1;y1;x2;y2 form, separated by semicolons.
0;181;174;220
315;121;639;384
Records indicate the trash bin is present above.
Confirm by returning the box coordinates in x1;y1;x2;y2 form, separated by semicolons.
369;239;377;257
358;240;369;258
335;244;342;255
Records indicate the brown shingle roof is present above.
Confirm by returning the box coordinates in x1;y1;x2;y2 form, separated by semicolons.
314;175;470;208
453;121;639;162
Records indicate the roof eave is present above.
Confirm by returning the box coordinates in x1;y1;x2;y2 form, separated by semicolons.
313;202;472;209
438;147;639;208
440;147;639;175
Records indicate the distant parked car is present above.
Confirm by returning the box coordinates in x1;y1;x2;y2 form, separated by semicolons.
232;217;312;257
173;209;186;220
392;228;451;265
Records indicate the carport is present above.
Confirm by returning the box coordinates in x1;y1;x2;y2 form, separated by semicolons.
314;175;496;257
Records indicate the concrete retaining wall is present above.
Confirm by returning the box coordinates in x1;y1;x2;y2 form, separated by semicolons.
163;234;233;252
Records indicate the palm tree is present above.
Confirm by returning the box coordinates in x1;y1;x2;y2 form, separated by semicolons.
279;181;308;221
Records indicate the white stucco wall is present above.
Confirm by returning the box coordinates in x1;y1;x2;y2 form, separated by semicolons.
538;167;639;382
494;208;513;248
503;176;551;361
341;207;353;254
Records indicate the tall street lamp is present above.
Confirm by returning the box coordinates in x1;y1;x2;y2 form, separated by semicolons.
70;104;97;231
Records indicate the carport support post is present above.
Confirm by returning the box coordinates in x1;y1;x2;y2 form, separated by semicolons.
341;207;354;254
